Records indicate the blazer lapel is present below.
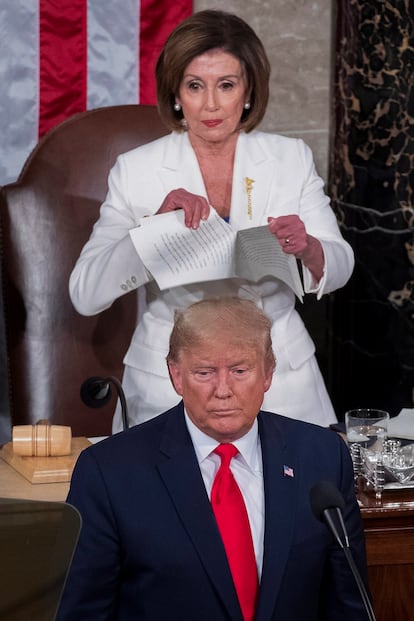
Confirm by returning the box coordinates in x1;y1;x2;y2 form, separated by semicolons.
158;132;207;195
156;131;277;231
254;413;300;621
156;404;244;621
230;132;277;230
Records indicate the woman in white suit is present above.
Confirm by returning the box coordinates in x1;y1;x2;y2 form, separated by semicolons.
70;10;354;432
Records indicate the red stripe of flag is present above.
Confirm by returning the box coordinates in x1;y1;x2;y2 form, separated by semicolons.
139;0;193;104
38;0;87;138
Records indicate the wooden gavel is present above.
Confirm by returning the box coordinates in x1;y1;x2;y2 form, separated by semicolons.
12;420;72;456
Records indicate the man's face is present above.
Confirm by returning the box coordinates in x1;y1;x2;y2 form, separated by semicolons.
168;339;273;443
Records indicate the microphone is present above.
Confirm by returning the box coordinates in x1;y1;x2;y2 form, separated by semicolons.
80;376;129;431
310;481;376;621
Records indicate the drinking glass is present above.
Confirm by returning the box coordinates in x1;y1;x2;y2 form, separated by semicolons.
345;408;390;499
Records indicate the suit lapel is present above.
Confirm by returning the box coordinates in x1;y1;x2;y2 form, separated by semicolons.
156;404;243;621
155;406;301;621
255;413;300;621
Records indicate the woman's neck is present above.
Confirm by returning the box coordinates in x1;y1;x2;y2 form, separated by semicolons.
189;130;239;160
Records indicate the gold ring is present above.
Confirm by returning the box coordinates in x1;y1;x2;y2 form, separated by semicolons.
285;237;290;246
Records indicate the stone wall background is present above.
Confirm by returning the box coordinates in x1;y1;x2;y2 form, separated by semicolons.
195;0;333;182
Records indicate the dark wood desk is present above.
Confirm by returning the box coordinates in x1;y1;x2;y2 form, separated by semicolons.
359;487;414;621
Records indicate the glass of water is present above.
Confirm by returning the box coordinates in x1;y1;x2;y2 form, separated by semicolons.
345;408;390;499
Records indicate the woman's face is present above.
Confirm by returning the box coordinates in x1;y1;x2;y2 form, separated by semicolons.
177;49;248;146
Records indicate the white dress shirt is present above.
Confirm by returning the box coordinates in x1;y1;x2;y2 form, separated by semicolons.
184;411;265;578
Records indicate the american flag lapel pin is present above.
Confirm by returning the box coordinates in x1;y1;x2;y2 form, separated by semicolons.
283;464;294;478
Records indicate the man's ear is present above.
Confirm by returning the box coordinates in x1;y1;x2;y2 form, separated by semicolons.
264;363;275;393
167;361;184;396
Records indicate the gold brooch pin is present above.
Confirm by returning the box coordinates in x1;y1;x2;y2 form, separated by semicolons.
245;177;255;219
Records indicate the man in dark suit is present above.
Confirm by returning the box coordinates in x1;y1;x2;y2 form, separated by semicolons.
57;296;369;621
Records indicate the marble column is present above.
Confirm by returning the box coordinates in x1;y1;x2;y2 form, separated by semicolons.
329;0;414;418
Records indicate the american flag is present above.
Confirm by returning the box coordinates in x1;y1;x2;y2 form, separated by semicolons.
0;0;192;185
283;464;295;478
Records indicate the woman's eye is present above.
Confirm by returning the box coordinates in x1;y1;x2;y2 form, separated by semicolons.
188;81;201;91
220;81;234;90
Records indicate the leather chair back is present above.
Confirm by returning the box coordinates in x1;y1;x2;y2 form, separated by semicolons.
0;105;168;436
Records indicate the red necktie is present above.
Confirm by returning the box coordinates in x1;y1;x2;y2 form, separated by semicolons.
211;444;258;621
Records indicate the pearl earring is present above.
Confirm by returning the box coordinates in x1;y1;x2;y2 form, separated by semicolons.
173;102;182;112
244;102;251;110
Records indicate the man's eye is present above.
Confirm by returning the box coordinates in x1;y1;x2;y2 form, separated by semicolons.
195;370;211;378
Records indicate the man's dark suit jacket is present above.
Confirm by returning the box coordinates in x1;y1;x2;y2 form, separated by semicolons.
56;402;369;620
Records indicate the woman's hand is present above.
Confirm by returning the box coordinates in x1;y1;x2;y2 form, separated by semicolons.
267;214;324;282
156;188;210;229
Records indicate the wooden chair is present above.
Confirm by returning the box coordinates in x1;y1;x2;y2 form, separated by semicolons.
0;105;168;437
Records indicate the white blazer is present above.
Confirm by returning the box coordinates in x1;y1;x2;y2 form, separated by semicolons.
70;130;354;430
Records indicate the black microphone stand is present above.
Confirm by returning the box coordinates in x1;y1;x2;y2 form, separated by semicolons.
323;506;376;621
80;376;129;431
310;481;376;621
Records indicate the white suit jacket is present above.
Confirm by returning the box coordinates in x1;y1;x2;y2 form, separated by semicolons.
70;130;354;426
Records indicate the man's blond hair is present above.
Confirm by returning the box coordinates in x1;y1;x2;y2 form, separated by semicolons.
167;296;276;373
